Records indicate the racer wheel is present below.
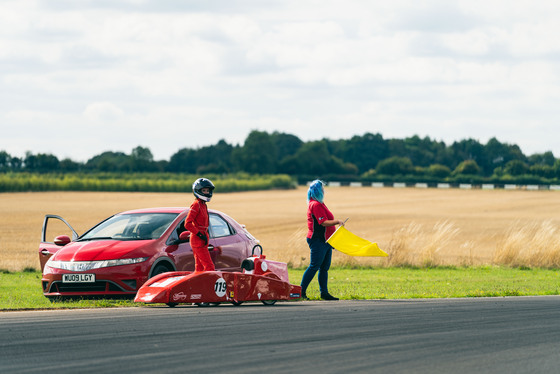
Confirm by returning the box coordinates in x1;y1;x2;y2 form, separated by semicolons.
166;303;178;308
195;302;221;307
261;300;277;306
231;301;243;306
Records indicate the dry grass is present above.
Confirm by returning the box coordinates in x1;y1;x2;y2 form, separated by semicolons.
384;221;460;267
493;220;560;268
1;187;560;271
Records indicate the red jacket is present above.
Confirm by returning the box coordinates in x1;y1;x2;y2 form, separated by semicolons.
185;199;209;247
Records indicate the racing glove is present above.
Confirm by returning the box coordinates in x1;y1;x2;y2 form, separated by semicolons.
196;232;208;245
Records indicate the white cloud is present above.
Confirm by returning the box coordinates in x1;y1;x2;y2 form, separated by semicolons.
83;102;125;122
1;0;560;162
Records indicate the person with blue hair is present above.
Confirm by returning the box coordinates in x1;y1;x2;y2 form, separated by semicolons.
300;180;342;300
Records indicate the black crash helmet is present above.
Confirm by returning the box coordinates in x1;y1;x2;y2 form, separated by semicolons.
192;178;215;202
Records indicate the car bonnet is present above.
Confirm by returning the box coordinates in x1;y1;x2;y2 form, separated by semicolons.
52;239;155;262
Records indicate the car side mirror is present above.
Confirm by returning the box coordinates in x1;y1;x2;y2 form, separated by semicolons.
179;231;190;243
54;235;71;246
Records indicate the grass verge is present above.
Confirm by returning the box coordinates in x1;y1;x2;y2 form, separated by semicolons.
293;266;560;299
0;270;137;310
1;267;559;311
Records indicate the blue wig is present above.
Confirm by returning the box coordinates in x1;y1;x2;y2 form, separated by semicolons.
307;180;325;203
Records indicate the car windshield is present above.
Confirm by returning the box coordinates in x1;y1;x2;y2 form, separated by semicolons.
79;213;179;241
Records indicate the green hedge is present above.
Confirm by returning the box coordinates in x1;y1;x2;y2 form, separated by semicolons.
2;172;556;193
0;173;296;193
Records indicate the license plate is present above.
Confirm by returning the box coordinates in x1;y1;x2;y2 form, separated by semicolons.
62;274;96;283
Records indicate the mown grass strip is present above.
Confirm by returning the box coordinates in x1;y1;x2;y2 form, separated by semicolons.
2;267;559;310
292;267;560;300
0;271;136;310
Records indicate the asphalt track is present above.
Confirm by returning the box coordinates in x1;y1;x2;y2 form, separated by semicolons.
2;297;560;374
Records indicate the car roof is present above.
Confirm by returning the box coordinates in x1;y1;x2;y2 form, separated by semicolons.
119;207;187;215
117;207;224;215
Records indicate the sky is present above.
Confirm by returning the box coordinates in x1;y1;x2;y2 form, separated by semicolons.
1;0;560;162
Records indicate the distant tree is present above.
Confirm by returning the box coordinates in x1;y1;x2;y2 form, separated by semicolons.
232;130;277;174
528;151;555;166
86;151;131;172
503;160;529;176
154;160;168;172
270;132;303;159
10;156;22;170
59;158;81;172
427;164;451;178
7;131;558;183
167;148;198;173
402;135;439;167
328;156;359;175
529;164;555;179
453;159;481;175
0;151;10;171
433;145;455;169
291;140;331;175
277;154;302;175
199;139;234;172
376;156;414;175
167;139;234;174
482;137;526;175
130;146;156;172
554;159;560;178
24;152;59;172
450;139;485;172
333;133;388;174
23;152;36;170
387;138;406;159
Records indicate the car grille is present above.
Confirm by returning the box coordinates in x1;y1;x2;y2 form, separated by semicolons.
48;281;127;293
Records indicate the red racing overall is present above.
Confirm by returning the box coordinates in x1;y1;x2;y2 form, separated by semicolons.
185;198;215;272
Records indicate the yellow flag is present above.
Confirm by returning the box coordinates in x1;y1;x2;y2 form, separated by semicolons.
327;226;388;257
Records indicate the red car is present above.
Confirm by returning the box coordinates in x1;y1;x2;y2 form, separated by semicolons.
39;207;260;300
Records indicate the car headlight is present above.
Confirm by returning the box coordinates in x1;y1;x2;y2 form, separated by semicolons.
46;257;149;271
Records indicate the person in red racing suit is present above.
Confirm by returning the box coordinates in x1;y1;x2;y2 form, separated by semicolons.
185;178;216;272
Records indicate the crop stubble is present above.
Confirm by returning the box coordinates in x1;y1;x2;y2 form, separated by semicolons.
1;188;559;271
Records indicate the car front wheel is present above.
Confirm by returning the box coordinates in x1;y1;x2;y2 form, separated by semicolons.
150;263;171;278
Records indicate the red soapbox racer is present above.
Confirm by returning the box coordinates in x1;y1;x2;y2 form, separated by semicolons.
134;242;302;307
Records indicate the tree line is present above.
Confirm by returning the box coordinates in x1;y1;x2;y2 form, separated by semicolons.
2;131;560;184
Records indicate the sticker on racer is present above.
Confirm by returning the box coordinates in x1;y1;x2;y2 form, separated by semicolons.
214;277;227;297
172;292;187;302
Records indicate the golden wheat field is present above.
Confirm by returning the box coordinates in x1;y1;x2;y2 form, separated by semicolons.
1;187;560;272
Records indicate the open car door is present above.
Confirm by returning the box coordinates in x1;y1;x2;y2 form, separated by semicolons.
39;215;79;272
